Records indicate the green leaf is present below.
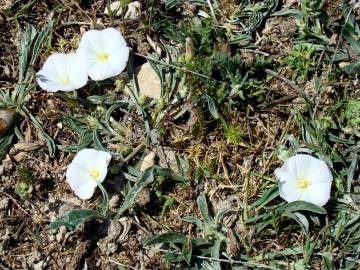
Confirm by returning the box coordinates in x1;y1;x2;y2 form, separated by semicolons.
272;9;304;20
341;60;360;74
250;185;279;210
144;232;188;246
26;109;56;156
347;155;358;193
175;155;189;177
253;246;303;261
322;251;335;270
0;133;14;161
279;201;327;215
154;167;188;182
203;94;219;119
30;21;53;65
18;25;37;82
210;240;221;270
97;182;109;216
282;212;309;232
87;93;115;104
197;192;213;223
214;208;233;225
115;167;156;219
93;129;108;152
183;216;204;228
50;209;102;229
127;52;140;101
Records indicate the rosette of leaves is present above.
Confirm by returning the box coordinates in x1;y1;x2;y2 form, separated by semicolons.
300;0;326;18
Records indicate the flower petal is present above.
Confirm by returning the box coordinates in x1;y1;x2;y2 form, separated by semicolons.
66;163;97;200
278;177;303;203
78;30;104;54
292;154;327;179
74;180;98;200
77;28;129;81
66;149;112;200
307;161;333;183
102;28;127;51
36;53;88;92
305;181;332;206
106;48;129;75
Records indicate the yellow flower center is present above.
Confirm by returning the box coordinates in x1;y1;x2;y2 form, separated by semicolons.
297;178;310;190
89;168;101;180
97;52;109;62
61;76;71;85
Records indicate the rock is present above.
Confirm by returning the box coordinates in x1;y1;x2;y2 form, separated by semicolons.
109;195;120;212
104;1;141;20
124;1;141;20
140;152;156;172
135;187;151;207
104;2;123;16
0;108;15;135
137;63;161;99
0;198;9;211
33;260;45;270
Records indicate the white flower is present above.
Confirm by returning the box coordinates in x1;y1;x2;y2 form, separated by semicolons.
274;154;333;206
77;28;129;81
66;149;112;200
36;53;88;92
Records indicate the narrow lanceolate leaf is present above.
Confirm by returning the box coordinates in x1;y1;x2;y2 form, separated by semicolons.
30;21;53;65
154;167;188;182
97;182;109;216
26;109;56;156
0;133;14;161
197;192;213;223
251;185;279;210
279;201;327;215
182;216;203;228
115;167;155;218
93;129;108;152
203;94;219;119
18;25;37;82
347;155;358;193
282;212;310;233
144;232;188;246
50;209;102;229
272;9;304;20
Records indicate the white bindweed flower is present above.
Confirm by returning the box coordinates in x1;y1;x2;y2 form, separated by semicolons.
66;149;112;200
274;154;333;206
77;28;129;81
36;53;88;92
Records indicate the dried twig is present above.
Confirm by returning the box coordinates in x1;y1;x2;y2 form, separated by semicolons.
240;48;270;56
265;69;300;92
0;191;31;217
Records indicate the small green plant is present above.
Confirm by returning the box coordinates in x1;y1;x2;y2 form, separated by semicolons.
50;165;187;229
224;125;244;145
285;44;318;81
273;0;330;44
15;167;35;200
144;192;235;268
342;99;360;131
0;22;55;156
300;0;326;18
